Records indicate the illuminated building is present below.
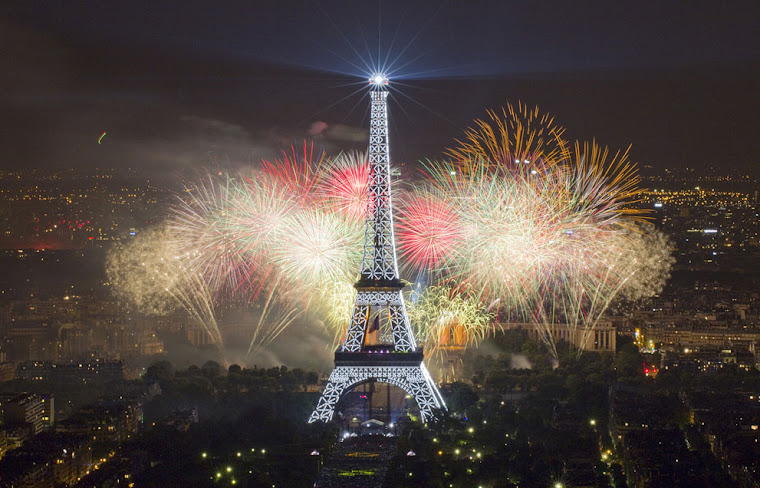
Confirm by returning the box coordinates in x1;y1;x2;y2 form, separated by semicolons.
521;321;617;353
185;326;215;347
0;362;16;383
57;399;143;443
15;359;125;384
0;392;49;434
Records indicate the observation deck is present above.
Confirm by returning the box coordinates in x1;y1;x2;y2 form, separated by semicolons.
334;347;424;366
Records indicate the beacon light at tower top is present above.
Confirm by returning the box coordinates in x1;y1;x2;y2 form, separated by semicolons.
369;73;389;86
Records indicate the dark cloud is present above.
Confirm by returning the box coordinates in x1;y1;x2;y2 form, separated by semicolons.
1;2;759;177
310;121;367;144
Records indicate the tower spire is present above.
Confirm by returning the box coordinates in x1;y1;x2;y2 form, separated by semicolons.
309;75;446;424
358;76;401;286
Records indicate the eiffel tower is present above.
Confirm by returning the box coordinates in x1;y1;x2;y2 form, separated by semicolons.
308;74;446;423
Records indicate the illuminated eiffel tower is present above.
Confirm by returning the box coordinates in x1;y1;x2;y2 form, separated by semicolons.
308;74;446;423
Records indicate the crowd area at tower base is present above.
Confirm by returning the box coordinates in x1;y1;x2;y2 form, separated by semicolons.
313;434;397;488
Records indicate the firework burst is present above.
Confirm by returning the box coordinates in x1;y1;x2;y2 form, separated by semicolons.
397;105;673;359
319;151;370;222
109;100;673;365
396;191;464;271
273;207;363;294
446;101;569;173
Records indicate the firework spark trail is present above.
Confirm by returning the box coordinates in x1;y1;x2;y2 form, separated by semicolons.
259;141;327;202
245;282;307;361
517;225;665;358
168;176;249;298
406;285;495;359
315;279;356;345
251;148;367;308
222;146;365;353
106;226;226;355
396;191;465;271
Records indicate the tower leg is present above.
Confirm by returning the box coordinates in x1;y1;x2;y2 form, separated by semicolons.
308;368;350;423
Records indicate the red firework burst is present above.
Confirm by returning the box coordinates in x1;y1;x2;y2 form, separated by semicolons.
396;192;465;271
258;141;326;203
319;152;370;222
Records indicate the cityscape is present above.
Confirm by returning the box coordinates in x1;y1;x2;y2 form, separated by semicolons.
1;2;759;488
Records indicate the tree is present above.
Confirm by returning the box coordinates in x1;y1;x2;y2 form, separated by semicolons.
201;360;224;378
614;343;643;380
145;360;175;383
443;382;479;414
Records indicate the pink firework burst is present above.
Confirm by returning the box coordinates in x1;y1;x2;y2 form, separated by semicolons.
396;192;465;271
319;151;370;222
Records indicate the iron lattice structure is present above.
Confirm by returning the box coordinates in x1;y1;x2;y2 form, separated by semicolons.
309;78;446;424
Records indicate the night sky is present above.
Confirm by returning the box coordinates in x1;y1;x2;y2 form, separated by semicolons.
1;1;758;178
